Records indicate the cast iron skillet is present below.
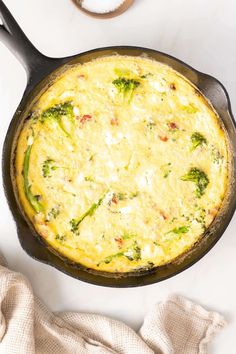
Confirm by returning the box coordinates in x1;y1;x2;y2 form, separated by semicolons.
1;0;236;287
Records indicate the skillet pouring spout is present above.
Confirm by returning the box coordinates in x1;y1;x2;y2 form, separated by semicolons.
1;0;236;287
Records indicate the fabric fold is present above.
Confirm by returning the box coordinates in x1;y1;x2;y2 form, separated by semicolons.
0;256;226;354
139;295;227;354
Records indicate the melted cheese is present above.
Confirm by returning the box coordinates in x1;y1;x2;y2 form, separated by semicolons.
15;56;229;273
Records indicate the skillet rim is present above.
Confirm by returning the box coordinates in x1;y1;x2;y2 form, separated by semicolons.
3;45;236;287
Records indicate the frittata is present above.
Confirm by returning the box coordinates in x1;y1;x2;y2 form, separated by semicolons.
15;56;229;273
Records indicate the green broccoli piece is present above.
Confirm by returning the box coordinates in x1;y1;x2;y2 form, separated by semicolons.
41;102;74;120
167;226;189;235
102;252;125;265
98;241;141;266
211;147;224;164
47;207;60;221
70;194;105;233
23;145;43;213
42;159;70;178
70;219;80;234
125;241;141;261
42;159;57;178
181;167;209;197
117;192;126;200
112;77;140;103
122;231;136;240
55;234;67;243
191;132;207;150
41;102;74;135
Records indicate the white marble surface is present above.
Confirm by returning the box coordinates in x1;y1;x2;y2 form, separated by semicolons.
0;0;236;352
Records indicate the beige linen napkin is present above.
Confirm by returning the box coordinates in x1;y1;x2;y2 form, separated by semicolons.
0;254;226;354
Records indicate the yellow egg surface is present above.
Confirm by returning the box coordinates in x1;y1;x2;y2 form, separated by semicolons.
15;56;229;273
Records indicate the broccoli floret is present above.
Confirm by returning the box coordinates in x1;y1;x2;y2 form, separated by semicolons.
125;241;141;261
41;102;74;120
41;102;74;135
191;132;207;150
112;77;140;103
181;168;209;197
70;219;80;234
42;159;70;178
42;159;57;178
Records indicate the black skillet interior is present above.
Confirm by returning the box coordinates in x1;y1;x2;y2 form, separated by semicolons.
1;0;236;287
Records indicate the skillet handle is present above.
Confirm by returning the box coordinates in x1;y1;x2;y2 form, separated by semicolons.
0;0;58;83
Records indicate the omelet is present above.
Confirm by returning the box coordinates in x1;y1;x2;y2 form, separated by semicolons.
14;56;229;273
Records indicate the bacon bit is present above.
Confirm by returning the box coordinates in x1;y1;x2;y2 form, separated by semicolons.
80;114;92;124
170;83;176;90
159;210;168;220
159;136;168;142
168;122;178;130
115;237;124;247
111;117;119;126
78;74;86;79
111;194;119;204
208;208;218;217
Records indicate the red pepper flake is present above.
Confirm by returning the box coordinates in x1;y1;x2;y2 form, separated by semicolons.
111;194;119;204
159;136;168;142
80;114;92;123
160;210;168;220
168;122;178;130
111;117;119;126
115;237;124;247
78;74;86;79
170;83;176;90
